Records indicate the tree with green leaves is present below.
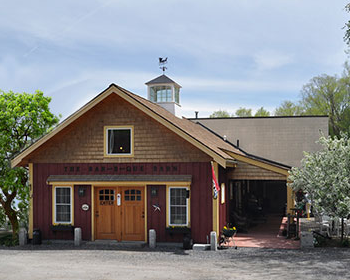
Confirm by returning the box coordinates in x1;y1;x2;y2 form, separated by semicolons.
288;135;350;241
209;110;232;118
0;90;59;238
274;101;304;116
344;3;350;48
235;107;252;117
254;107;270;117
301;68;350;136
274;63;350;136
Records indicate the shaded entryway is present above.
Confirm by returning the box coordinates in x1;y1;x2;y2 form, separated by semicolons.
228;180;287;232
230;180;287;217
225;179;296;248
224;214;300;249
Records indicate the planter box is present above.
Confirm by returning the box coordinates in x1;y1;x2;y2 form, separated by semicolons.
50;225;74;232
165;227;191;235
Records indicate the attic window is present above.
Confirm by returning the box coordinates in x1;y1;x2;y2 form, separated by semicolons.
105;126;133;156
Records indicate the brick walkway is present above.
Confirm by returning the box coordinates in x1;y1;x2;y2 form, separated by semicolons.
221;214;300;249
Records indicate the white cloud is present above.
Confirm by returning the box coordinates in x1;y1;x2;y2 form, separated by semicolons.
176;75;301;93
0;0;348;121
254;50;294;71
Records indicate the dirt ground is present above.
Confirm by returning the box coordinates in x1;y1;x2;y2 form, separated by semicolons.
0;244;349;280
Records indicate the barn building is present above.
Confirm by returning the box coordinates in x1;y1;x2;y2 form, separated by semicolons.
11;74;328;244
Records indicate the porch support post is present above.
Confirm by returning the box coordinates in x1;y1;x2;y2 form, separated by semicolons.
212;162;220;237
286;179;294;215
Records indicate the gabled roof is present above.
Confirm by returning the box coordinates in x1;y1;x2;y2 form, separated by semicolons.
11;83;291;176
11;83;240;168
145;74;181;87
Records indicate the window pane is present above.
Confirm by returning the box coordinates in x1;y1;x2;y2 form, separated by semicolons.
56;188;70;204
155;86;172;102
175;88;179;103
55;187;71;223
56;205;70;222
169;188;187;225
108;129;131;154
150;87;157;102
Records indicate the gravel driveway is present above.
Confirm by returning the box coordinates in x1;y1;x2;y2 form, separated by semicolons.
0;244;349;280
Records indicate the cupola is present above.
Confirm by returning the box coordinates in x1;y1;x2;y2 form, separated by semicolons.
145;74;181;116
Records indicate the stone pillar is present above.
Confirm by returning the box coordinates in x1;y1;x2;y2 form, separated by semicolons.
19;228;27;246
210;231;217;251
149;229;156;248
300;231;314;248
74;227;82;246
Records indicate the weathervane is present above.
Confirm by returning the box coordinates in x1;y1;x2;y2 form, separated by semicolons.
159;57;168;73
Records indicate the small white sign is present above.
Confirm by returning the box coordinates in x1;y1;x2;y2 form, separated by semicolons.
81;204;89;211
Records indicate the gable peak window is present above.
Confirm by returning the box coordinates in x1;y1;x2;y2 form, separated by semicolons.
105;126;133;156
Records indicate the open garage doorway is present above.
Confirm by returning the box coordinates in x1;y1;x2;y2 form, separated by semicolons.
228;180;287;233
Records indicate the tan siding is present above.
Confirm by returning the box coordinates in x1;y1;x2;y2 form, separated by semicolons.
29;94;210;163
228;161;286;180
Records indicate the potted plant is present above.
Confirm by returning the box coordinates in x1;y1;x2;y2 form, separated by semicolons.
50;224;74;231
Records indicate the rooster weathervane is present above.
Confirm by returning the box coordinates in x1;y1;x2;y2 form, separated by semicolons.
159;57;168;73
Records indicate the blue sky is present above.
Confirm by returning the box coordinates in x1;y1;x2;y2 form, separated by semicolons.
0;0;348;118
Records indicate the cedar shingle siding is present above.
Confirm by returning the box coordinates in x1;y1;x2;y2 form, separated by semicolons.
228;161;286;180
29;94;210;163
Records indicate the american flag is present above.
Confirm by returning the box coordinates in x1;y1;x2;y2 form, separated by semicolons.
211;162;220;199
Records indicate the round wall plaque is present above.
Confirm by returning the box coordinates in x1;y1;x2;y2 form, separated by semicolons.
81;204;89;211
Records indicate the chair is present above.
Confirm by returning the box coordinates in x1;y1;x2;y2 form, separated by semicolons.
318;215;331;237
343;219;350;236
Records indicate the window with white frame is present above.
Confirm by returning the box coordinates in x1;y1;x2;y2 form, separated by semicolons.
106;127;132;155
169;187;189;226
150;86;172;102
54;187;72;224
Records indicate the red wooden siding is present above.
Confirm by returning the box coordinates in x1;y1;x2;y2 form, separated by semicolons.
74;185;91;240
33;162;212;243
147;185;166;241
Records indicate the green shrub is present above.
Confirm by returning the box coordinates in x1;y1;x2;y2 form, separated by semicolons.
0;233;18;247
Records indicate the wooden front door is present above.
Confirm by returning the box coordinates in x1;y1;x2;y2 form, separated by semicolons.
122;187;145;241
95;187;145;241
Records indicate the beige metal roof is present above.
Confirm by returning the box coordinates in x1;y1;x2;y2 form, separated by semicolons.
194;116;328;167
